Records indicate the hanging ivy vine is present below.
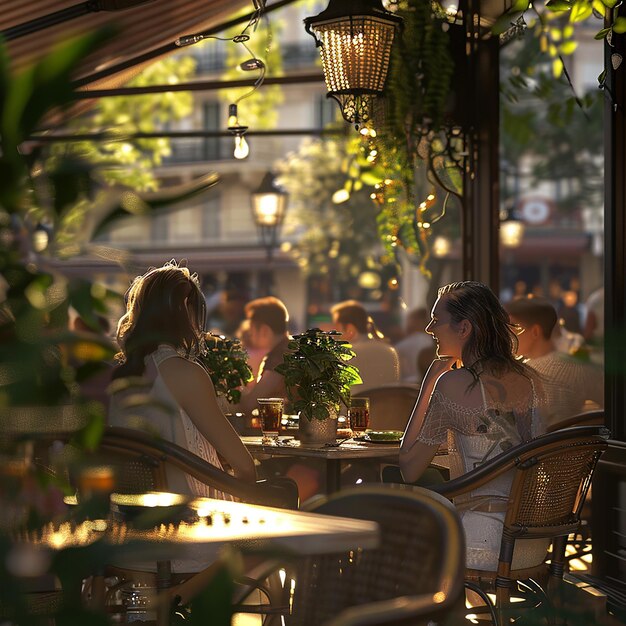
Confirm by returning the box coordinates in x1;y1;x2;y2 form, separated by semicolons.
332;1;460;277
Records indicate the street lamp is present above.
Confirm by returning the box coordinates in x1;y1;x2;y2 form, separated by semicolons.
500;207;525;248
251;172;288;295
251;172;288;261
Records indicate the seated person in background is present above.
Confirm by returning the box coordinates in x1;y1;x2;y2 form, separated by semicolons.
233;296;290;415
505;296;604;429
400;281;547;572
552;317;585;354
109;262;256;500
235;319;266;387
331;300;400;392
394;307;432;384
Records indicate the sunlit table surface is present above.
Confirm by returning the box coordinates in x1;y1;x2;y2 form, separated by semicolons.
18;496;380;557
17;497;379;626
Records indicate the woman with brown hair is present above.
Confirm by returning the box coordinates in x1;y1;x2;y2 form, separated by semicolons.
109;261;256;497
400;281;547;571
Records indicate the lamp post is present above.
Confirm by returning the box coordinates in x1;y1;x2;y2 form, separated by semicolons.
304;0;402;129
251;172;288;294
499;206;525;249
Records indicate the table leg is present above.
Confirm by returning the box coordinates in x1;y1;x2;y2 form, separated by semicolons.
326;459;341;493
156;559;172;626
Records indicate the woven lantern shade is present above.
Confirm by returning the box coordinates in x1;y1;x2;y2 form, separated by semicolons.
305;0;402;128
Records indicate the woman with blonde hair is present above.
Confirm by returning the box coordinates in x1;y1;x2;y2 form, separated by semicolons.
110;262;256;497
400;281;547;571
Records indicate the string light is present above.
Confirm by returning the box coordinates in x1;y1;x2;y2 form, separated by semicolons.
228;103;250;160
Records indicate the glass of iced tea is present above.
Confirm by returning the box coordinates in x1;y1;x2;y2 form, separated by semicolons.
257;398;284;443
348;397;370;432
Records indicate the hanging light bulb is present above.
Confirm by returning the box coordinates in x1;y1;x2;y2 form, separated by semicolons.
227;103;250;160
234;134;250;159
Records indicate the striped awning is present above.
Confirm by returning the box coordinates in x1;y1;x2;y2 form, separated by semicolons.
2;0;251;90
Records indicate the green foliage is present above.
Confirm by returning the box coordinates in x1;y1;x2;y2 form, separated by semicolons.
496;0;616;83
343;0;461;274
50;55;197;191
500;32;604;212
275;329;362;421
0;30;233;625
275;135;396;283
198;333;253;405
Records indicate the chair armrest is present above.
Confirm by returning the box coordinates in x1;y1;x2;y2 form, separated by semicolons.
101;427;299;508
324;592;456;626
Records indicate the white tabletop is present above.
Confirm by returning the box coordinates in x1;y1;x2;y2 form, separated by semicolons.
23;497;380;558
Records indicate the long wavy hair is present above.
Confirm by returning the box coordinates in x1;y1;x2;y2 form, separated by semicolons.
112;262;206;379
438;281;529;380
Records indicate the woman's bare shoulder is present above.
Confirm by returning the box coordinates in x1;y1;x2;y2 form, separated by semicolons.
436;367;474;389
159;355;208;381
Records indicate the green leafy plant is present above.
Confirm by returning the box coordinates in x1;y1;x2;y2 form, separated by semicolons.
306;1;461;276
0;29;232;626
198;333;253;405
275;329;362;421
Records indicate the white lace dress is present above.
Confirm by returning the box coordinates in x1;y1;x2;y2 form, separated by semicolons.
108;344;230;499
108;345;232;572
417;373;549;571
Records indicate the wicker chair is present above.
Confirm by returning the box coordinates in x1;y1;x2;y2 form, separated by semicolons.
546;409;605;433
96;426;298;508
426;425;610;622
286;485;465;626
358;384;419;431
52;426;298;623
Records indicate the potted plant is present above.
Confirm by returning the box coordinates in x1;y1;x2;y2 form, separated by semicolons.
275;328;362;444
198;333;254;406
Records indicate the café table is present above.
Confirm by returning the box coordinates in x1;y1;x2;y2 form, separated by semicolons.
241;436;401;494
19;495;380;626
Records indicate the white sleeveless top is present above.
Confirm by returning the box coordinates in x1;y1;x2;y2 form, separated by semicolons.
108;344;229;500
417;372;549;571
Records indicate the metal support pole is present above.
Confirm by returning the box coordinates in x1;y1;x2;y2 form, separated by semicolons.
461;0;500;290
604;6;626;444
592;3;626;590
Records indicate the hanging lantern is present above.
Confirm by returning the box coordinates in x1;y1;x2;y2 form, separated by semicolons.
304;0;402;129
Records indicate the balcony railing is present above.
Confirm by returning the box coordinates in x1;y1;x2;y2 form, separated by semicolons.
189;42;318;76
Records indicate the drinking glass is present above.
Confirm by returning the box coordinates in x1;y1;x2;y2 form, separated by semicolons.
257;398;284;443
348;397;370;432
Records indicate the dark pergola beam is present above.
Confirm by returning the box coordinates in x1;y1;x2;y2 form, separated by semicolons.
29;128;346;143
3;3;92;41
72;0;299;89
74;72;324;99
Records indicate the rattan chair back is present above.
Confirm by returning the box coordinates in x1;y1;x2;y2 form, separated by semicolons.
99;427;298;508
546;409;604;433
289;485;464;626
504;427;607;534
428;425;609;619
358;384;419;431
